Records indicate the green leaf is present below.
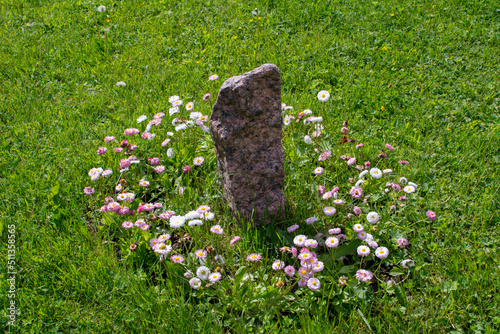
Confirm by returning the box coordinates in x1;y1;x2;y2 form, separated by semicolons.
335;239;362;259
233;266;247;287
389;267;404;276
357;309;373;332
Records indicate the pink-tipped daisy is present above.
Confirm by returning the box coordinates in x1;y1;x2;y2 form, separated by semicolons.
210;225;223;235
307;277;321;290
247;253;262;262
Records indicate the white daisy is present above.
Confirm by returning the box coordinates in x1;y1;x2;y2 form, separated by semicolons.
366;212;379;224
317;90;330;102
186;102;194;111
370;168;383;179
196;266;210;280
137;115;147;123
169;215;185;228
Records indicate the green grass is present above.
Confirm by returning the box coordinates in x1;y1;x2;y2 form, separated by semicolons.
1;0;500;332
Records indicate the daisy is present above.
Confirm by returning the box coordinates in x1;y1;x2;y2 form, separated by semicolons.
96;5;106;12
426;210;437;220
304;135;312;144
208;272;222;283
193;156;205;166
305;217;317;225
167;148;175;158
124;128;139;136
154;243;172;256
168;95;179;103
353;224;364;232
323;207;336;215
399;160;410;165
403;185;416;194
356;269;373;282
370;168;383;179
169;215;185;228
202;212;215;220
357;245;370;257
161;139;171;147
347;157;356;166
298;278;308;288
317;90;330;102
298;251;312;261
385;144;395;152
137;115;147;123
184;211;201;219
134;219;145;227
169;106;179;116
188;219;203;227
332;199;343;205
189;277;202;289
83;187;95;195
378;152;388;159
329;228;341;235
402;259;415;269
307;277;321;290
338;276;348;286
318;150;332;162
293;235;307;247
196;205;210;213
398;238;409;248
121;221;133;228
139;180;150;187
383;169;393;174
194;249;207;259
357;231;368;240
154;165;165;174
158;234;171;242
359;170;369;179
230;236;241;245
115;81;126;87
272;260;285;271
284;265;295;277
210;225;223;234
375;247;389;259
107;202;120;212
247;253;262;262
313;167;324;175
304;239;318;248
283;116;291;126
313;261;325;273
97;147;107;156
203;93;211;100
186;102;194;111
366;212;379;224
287;224;299;233
172;100;184;107
171;254;185;263
325;236;339;248
208;74;218;81
298;266;313;278
196;266;210;280
350;187;363;199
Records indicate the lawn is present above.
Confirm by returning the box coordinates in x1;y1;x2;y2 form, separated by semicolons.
1;0;499;332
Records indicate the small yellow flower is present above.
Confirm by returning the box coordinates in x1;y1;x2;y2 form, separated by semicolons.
390;13;395;16
232;35;238;39
446;128;450;131
249;19;253;22
381;46;388;51
381;106;386;111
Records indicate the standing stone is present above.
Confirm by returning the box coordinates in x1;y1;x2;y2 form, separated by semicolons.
209;64;285;223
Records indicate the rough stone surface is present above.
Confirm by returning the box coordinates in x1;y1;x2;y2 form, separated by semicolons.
209;64;285;223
